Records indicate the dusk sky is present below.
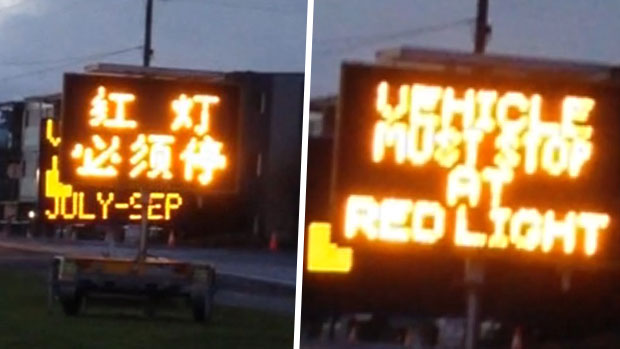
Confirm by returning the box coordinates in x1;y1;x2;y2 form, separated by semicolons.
0;0;307;101
2;1;620;102
311;0;620;97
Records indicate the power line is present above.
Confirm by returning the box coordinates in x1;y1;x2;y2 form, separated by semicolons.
0;45;142;82
161;0;305;15
315;17;474;55
0;46;142;66
0;0;140;66
316;17;473;44
0;0;131;33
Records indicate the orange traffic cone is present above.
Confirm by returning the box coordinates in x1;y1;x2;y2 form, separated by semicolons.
347;323;358;343
269;232;278;252
511;326;523;349
167;230;175;248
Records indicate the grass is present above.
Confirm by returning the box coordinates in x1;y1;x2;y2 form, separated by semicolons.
0;267;293;348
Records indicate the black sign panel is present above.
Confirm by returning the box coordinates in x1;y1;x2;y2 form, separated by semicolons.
59;73;240;193
332;62;620;261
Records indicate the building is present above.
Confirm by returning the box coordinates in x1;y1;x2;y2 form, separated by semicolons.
1;65;304;245
0;101;24;232
227;72;304;246
0;95;59;235
21;94;59;214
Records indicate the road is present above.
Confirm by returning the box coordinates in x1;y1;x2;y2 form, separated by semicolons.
0;237;295;284
0;238;297;314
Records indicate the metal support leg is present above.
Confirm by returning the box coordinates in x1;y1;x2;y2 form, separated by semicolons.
464;258;484;349
138;189;149;262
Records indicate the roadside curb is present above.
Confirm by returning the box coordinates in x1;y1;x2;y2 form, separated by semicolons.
217;273;296;297
0;239;296;297
0;240;58;255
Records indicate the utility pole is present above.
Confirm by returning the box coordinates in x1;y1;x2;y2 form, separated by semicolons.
465;4;490;349
138;0;154;262
143;0;153;67
474;0;490;54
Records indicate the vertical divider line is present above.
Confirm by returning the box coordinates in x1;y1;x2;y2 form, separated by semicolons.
293;0;316;346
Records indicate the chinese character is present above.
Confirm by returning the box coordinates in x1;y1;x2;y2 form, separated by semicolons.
71;135;122;177
170;94;194;132
170;94;220;136
89;86;137;129
180;135;226;185
129;134;175;180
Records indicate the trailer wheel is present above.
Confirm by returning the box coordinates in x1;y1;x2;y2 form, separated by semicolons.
144;296;157;318
192;291;214;323
48;258;61;314
60;292;82;316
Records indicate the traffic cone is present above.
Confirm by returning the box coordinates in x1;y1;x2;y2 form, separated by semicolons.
269;232;278;252
167;230;175;248
403;327;415;347
511;326;523;349
347;321;358;343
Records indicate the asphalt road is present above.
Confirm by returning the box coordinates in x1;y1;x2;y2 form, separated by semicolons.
0;243;296;314
0;247;50;270
0;238;296;285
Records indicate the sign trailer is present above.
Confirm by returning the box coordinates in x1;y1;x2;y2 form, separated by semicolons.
46;72;240;321
305;56;620;341
308;61;620;273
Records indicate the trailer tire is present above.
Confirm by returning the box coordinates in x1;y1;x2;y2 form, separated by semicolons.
144;296;157;318
48;258;61;314
192;291;214;323
60;293;82;316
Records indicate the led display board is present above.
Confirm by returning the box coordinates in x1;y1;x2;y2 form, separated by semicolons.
59;73;240;193
307;62;620;273
41;118;183;222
